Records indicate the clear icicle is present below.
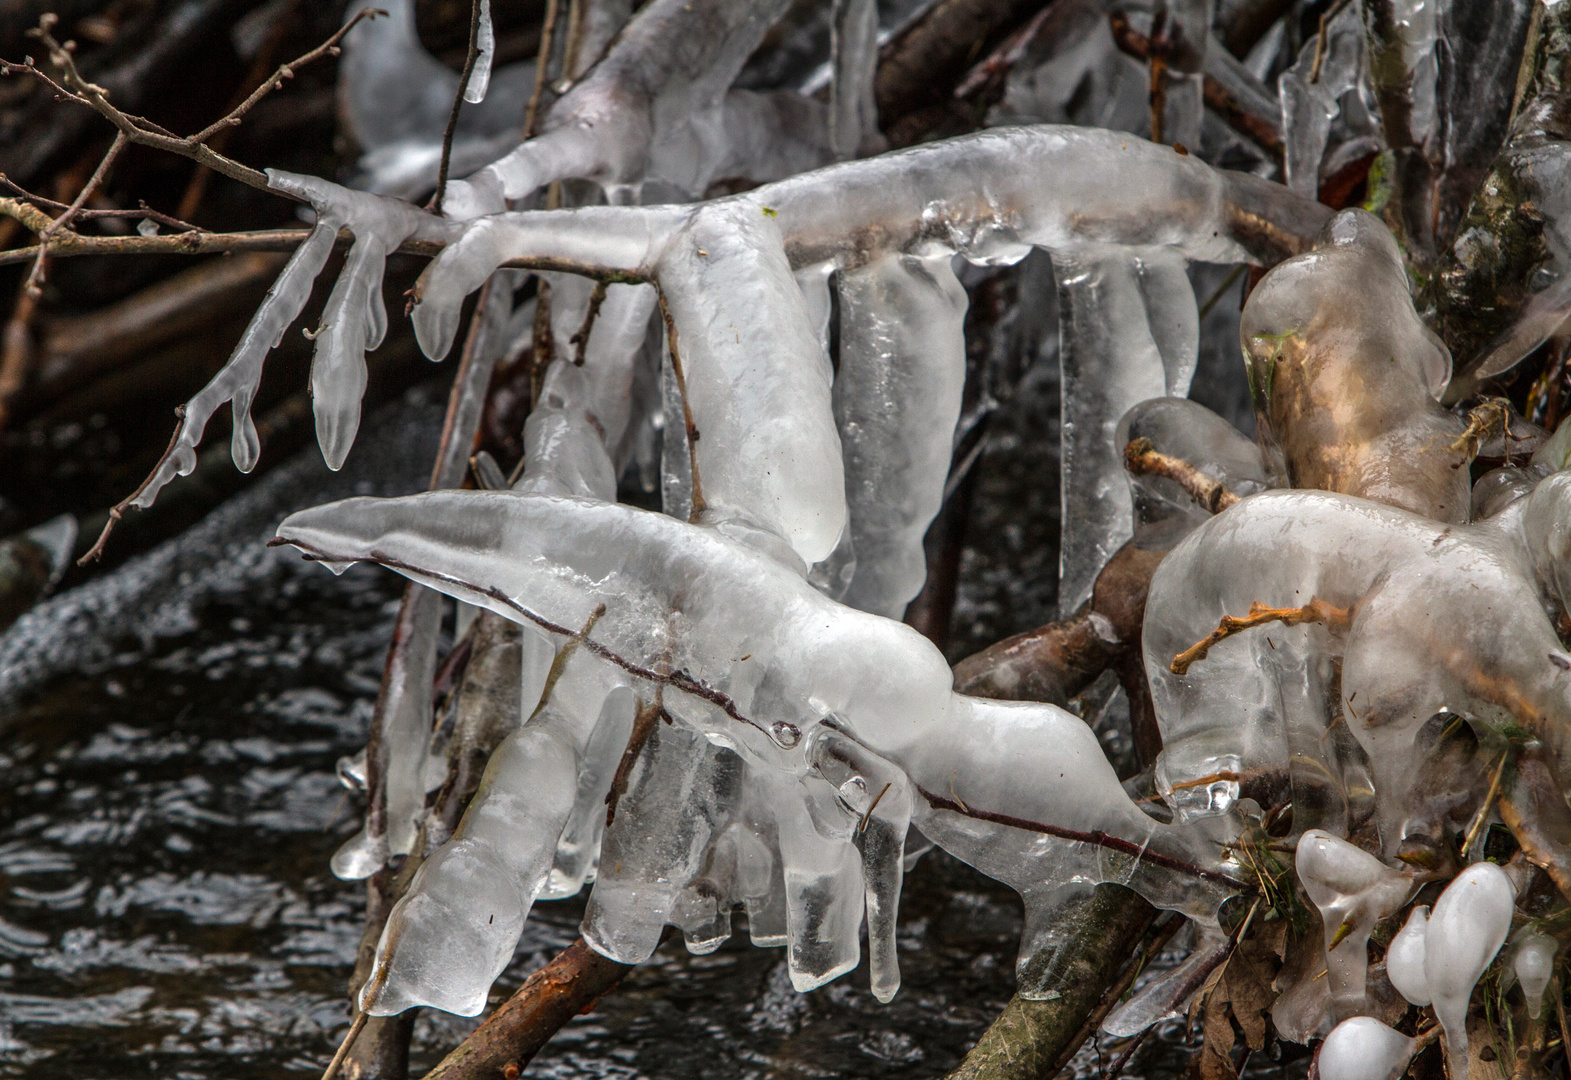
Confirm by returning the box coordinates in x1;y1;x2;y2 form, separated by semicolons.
1055;250;1196;615
1318;1017;1420;1080
1425;862;1516;1078
1276;2;1366;197
828;0;880;160
463;0;494;104
833;252;968;618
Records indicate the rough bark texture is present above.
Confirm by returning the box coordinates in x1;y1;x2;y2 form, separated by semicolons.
944;884;1157;1080
422;938;636;1080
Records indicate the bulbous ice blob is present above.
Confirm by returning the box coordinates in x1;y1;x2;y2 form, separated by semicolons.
1240;209;1468;523
1294;830;1414;1019
1425;862;1516;1079
1318;1017;1420;1080
1385;905;1431;1006
1513;933;1557;1020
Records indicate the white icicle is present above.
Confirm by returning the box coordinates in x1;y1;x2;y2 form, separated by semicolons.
1318;1017;1421;1080
1514;933;1557;1020
828;0;880;160
1385;904;1431;1006
1425;861;1516;1079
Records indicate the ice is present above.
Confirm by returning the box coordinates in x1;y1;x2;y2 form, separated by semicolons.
1513;933;1556;1020
1143;475;1571;842
1276;1;1366;197
1240;209;1468;523
1161;0;1216;150
338;0;532;198
274;489;1244;1009
360;650;632;1016
1056;248;1198;614
464;0;494;105
1385;904;1431;1006
136;171;459;510
1294;830;1414;1019
829;0;879;160
833;252;968;617
1425;862;1516;1079
1318;1017;1420;1080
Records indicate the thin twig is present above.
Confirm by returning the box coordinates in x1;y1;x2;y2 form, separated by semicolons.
0;174;198;230
1309;0;1353;84
655;286;705;518
915;783;1250;888
28;131;127;294
1460;751;1511;857
1170;596;1351;675
524;0;563;137
321;1010;368;1080
605;696;665;826
1198;265;1247;319
530;603;606;719
1123;437;1241;515
190;7;383;145
76;405;186;564
569;280;608;365
433;0;484;216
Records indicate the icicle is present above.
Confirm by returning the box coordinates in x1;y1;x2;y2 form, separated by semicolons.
1385;905;1431;1006
1276;2;1366;197
463;0;494;104
1318;1017;1421;1080
828;0;879;160
1054;249;1197;616
833;252;968;619
1425;861;1516;1079
1293;830;1414;1020
1161;0;1217;150
1514;933;1557;1020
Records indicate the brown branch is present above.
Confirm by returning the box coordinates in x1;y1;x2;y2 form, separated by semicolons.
422;937;638;1080
0;175;198;230
604;697;665;826
569;279;608;365
27;130;126;295
524;0;563;138
1123;437;1242;514
76;405;186;564
1170;597;1350;675
0;277;37;433
532;603;606;719
915;783;1249;888
433;0;484;217
1108;12;1284;160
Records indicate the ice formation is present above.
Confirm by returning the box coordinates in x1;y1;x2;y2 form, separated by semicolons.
1317;1017;1421;1080
1513;933;1557;1020
274;489;1241;1013
1425;862;1516;1077
1294;830;1414;1020
1385;904;1431;1007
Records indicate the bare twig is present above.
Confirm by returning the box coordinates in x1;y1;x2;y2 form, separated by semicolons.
654;286;705;518
569;279;608;365
27;130;126;294
1460;751;1511;857
604;697;665;826
433;0;484;216
1170;597;1351;675
1123;437;1242;514
0;175;198;229
915;783;1249;888
0;278;36;432
524;0;564;138
76;405;187;564
191;7;383;145
321;1010;368;1080
1309;0;1353;84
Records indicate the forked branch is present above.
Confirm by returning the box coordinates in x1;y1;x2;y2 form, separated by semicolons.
1170;597;1351;675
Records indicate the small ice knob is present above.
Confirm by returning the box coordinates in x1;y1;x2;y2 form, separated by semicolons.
1514;934;1557;1020
1425;862;1515;1080
1386;905;1431;1006
1296;830;1415;1018
1319;1017;1420;1080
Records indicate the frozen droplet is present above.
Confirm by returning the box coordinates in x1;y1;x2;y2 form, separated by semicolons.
1385;905;1430;1006
1514;933;1556;1020
1425;862;1515;1080
771;721;802;749
1318;1017;1420;1080
1294;830;1414;1019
